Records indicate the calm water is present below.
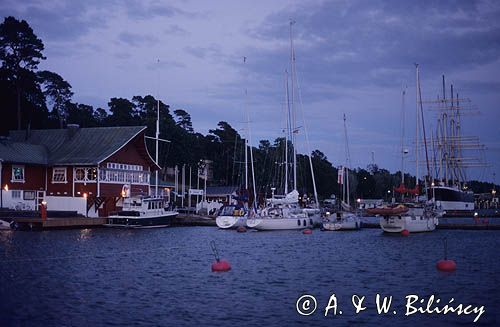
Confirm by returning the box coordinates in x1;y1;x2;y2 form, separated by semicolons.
0;226;498;326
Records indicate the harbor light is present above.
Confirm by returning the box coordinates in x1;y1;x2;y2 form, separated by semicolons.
357;198;361;203
3;184;8;191
83;193;88;199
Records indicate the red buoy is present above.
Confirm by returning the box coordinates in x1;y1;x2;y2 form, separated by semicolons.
237;226;247;233
401;229;410;236
436;259;456;272
211;259;232;272
303;228;312;235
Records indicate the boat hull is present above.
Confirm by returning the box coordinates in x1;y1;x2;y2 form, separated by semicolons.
104;212;177;228
323;215;361;231
216;215;247;229
0;219;12;230
246;214;321;230
379;215;438;233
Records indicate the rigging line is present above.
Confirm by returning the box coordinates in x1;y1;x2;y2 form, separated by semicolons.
417;66;431;184
400;84;407;185
231;132;238;186
293;60;319;205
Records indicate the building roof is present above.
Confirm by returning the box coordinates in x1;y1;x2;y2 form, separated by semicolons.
8;126;148;165
0;139;48;165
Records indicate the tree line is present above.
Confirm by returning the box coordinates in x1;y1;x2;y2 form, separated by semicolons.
1;16;496;202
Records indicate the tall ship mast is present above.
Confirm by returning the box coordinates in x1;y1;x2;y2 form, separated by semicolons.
422;76;487;217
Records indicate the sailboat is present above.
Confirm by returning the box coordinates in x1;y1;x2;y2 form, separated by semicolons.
323;115;361;231
216;57;258;229
371;64;439;233
246;21;321;231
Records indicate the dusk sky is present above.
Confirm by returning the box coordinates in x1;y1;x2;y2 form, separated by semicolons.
1;0;499;182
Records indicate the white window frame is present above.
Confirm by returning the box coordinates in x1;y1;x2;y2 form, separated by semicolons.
12;190;22;199
74;167;97;183
106;162;143;172
52;167;67;183
11;165;25;183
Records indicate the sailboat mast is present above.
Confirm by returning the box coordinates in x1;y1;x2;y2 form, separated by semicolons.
244;122;248;190
400;85;406;186
289;19;297;191
155;58;160;198
343;114;351;205
155;98;159;197
415;64;420;189
284;70;290;195
243;56;257;208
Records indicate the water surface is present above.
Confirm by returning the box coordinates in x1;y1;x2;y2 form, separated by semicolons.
0;226;498;326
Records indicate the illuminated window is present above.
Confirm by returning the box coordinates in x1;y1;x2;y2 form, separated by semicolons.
12;165;25;182
52;167;67;183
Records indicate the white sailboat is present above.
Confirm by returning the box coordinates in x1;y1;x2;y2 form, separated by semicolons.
216;57;258;229
374;64;439;233
323;114;361;231
246;20;321;231
0;219;13;230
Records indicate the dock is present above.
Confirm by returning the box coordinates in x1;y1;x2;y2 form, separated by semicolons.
10;217;107;230
173;214;216;227
2;215;499;230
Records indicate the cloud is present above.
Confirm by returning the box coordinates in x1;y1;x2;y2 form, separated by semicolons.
0;0;110;42
117;31;158;47
164;24;189;37
184;44;224;60
145;59;186;70
242;0;500;93
121;0;200;20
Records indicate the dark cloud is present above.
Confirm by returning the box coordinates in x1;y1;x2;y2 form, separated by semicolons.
0;0;193;43
0;0;110;42
242;0;500;97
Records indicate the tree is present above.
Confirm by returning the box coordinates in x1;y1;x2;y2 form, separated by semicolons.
38;70;73;128
67;103;98;127
0;16;45;130
106;97;137;126
174;109;194;133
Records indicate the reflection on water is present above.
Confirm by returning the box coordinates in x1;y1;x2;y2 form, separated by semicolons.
0;227;498;326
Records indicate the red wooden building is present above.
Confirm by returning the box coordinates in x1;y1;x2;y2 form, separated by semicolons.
0;125;159;217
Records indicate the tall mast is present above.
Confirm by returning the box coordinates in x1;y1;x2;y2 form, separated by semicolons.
289;19;297;191
415;64;420;189
243;56;257;209
418;69;431;186
343;114;351;205
400;85;406;186
284;70;290;194
155;59;160;197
